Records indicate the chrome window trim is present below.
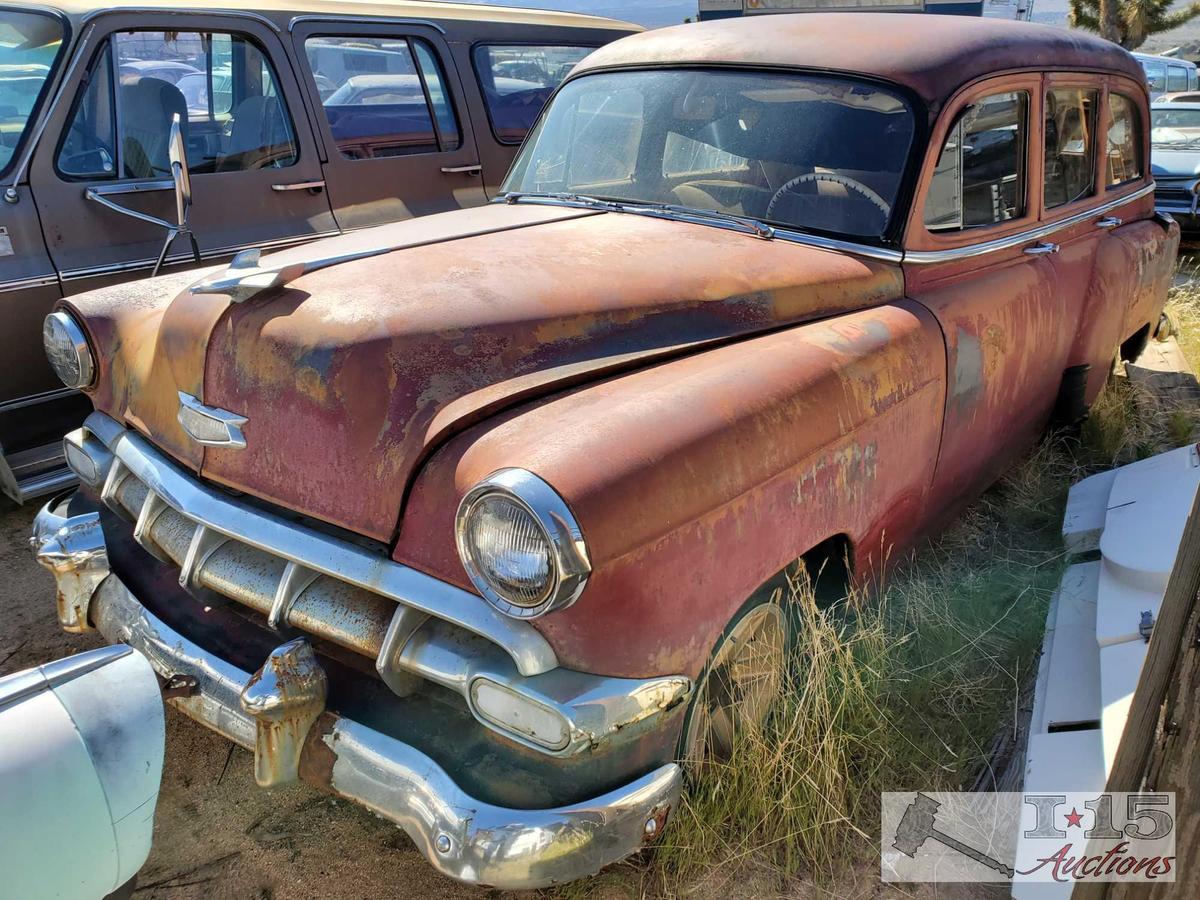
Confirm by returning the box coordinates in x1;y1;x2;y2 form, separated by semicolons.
58;229;341;281
289;14;447;34
903;182;1157;265
82;411;559;677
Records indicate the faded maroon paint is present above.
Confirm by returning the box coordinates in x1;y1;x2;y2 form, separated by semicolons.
396;302;946;679
59;266;225;470
574;14;1143;113
200;212;903;541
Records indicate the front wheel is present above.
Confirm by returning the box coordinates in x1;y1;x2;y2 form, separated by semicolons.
679;599;788;766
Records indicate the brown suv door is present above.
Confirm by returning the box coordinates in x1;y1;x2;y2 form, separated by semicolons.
291;21;487;231
28;12;337;298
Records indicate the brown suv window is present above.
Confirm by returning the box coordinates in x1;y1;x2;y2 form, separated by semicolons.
58;30;298;179
924;91;1028;231
304;36;460;160
1043;88;1097;209
473;45;594;143
1106;93;1143;187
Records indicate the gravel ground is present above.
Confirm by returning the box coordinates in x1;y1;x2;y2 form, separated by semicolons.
0;497;490;900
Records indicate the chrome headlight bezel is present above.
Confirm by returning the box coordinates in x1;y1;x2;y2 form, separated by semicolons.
43;310;96;390
455;469;590;619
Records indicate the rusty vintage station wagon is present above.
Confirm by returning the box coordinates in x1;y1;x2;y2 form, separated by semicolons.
0;0;636;503
31;13;1177;889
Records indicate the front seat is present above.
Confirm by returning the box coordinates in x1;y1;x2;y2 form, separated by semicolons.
219;94;293;171
119;77;188;179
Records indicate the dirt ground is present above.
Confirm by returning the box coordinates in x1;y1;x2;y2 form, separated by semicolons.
0;498;493;900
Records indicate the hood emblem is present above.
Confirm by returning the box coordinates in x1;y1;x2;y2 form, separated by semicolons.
177;392;248;449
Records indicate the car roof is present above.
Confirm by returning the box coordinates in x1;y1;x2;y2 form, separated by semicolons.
574;13;1145;111
1133;51;1195;65
14;0;638;31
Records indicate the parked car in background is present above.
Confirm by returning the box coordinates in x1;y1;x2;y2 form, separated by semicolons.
1156;91;1200;103
1150;101;1200;232
32;13;1176;889
0;645;164;900
0;0;637;504
1133;51;1199;100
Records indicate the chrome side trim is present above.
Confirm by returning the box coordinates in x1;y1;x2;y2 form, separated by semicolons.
58;229;342;282
0;387;78;413
0;274;59;293
290;14;446;34
0;645;133;713
83;574;680;891
903;183;1157;265
82;411;558;678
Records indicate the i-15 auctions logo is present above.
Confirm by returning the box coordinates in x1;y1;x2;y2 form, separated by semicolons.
881;792;1176;883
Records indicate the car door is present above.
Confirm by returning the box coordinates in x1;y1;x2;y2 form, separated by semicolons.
291;21;487;232
27;12;336;297
904;75;1068;510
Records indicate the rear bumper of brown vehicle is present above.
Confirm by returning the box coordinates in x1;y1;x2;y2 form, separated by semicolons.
30;498;681;889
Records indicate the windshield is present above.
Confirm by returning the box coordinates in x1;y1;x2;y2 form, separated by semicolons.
1152;107;1200;146
502;69;916;240
0;9;64;176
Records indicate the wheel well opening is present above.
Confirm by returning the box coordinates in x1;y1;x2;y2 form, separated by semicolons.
750;535;854;611
1120;323;1151;364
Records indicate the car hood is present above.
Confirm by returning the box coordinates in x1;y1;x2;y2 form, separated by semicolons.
70;203;903;542
1151;146;1200;176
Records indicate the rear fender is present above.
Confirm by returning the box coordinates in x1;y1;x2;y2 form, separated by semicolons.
395;301;948;679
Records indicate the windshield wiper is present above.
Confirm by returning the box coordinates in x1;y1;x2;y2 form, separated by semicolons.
501;190;622;210
502;191;778;240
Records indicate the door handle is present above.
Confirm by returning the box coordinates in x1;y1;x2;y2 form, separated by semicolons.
1023;241;1060;256
271;179;325;192
1095;216;1123;229
440;164;482;176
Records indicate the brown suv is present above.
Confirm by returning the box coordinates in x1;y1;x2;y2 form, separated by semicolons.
0;0;637;502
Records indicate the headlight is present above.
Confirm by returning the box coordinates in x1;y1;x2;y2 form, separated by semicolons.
455;469;590;619
43;311;95;389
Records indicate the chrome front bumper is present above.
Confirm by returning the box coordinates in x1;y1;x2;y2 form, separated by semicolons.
31;500;681;889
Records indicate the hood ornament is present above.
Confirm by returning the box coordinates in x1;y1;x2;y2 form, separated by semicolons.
178;392;248;449
191;241;393;304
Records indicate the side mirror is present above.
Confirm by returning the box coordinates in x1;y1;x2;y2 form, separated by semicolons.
150;112;201;277
168;113;192;228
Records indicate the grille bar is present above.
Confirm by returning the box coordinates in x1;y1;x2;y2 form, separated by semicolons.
84;411;558;677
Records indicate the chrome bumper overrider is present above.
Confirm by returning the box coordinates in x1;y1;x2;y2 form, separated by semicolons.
31;502;681;889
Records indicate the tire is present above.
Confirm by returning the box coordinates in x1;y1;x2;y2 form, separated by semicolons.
678;597;789;767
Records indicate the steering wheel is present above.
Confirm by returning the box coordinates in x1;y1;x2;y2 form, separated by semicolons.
765;172;892;227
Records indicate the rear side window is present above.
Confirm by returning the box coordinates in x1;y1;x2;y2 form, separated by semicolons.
1043;88;1097;209
1141;60;1166;93
473;44;594;143
304;36;460;160
1106;93;1143;187
1168;65;1190;93
924;91;1028;231
58;30;298;179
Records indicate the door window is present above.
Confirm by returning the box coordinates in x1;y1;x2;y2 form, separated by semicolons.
473;44;594;143
1168;65;1190;93
1140;60;1166;94
58;30;298;180
1106;93;1143;187
924;91;1028;231
304;36;460;160
0;9;65;177
1043;88;1097;209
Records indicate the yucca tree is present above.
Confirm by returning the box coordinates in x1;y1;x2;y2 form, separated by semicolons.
1070;0;1200;50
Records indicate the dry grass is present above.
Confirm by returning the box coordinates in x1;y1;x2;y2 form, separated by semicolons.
554;272;1200;900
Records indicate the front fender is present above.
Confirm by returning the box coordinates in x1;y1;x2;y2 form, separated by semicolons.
395;300;947;679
